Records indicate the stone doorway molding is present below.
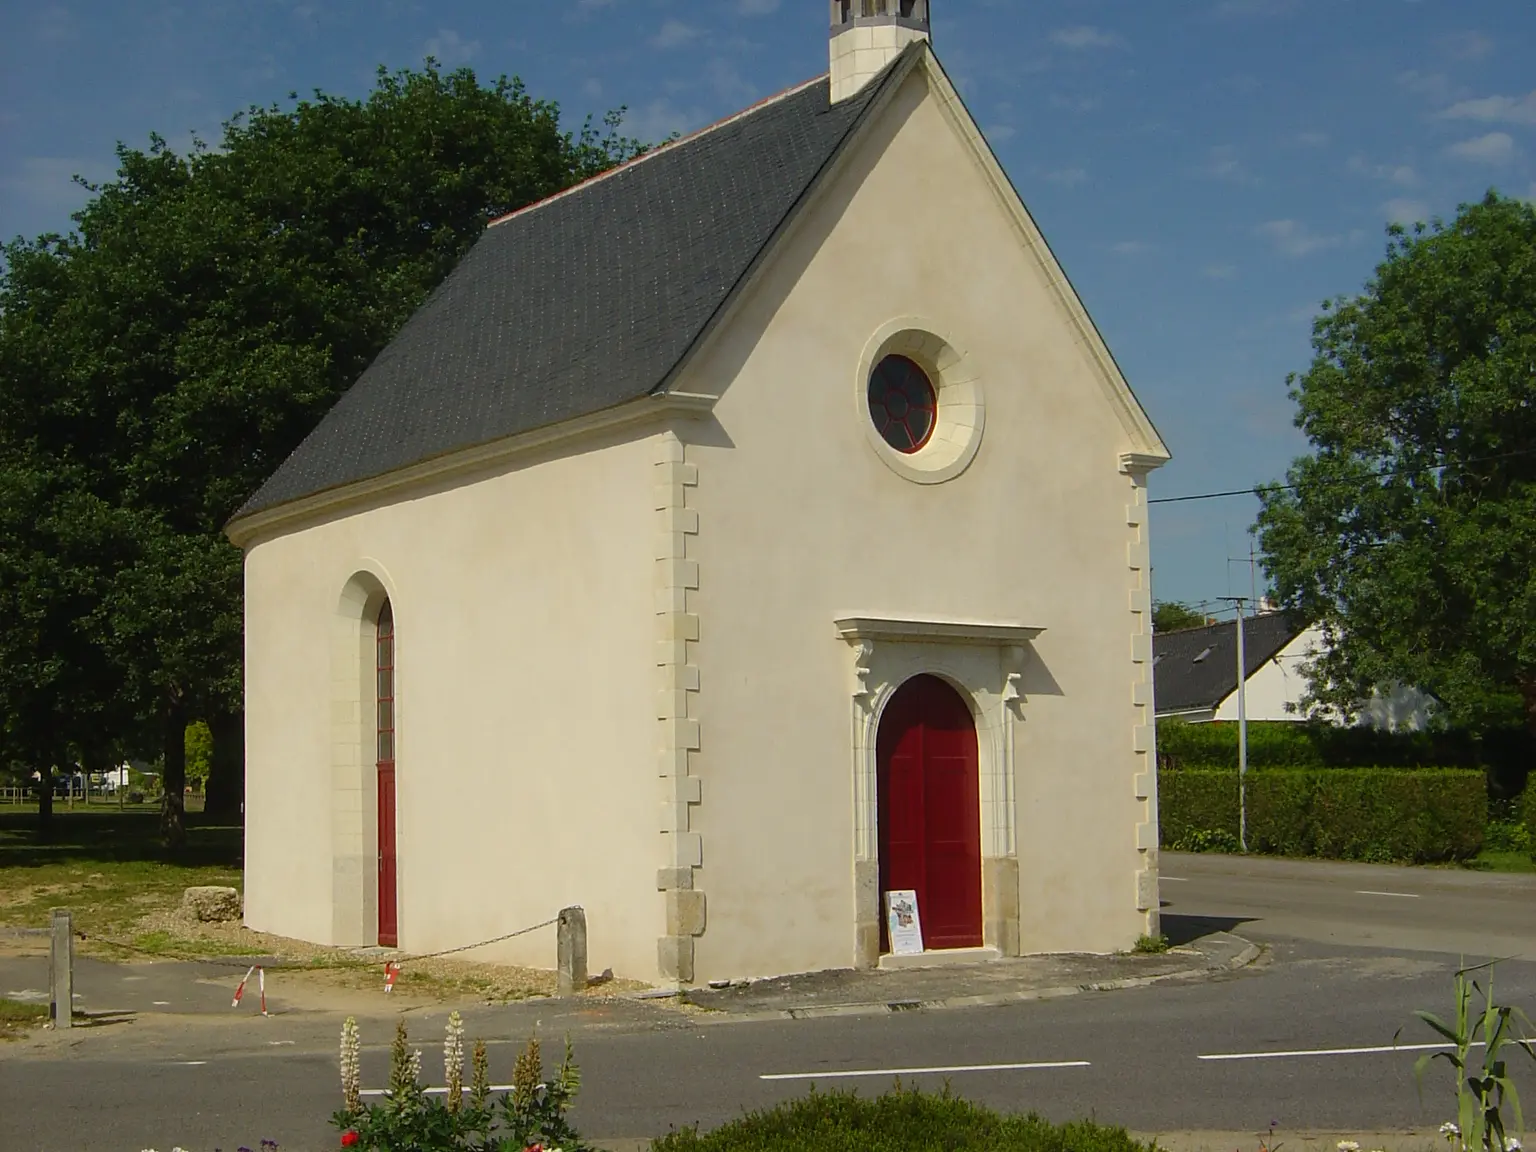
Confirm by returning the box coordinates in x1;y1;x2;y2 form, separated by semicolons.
835;615;1043;969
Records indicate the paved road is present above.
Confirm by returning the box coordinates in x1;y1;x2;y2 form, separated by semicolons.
3;854;1535;1151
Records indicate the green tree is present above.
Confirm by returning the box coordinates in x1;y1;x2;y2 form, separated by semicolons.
184;720;213;793
1256;192;1536;737
1152;601;1209;633
0;62;645;842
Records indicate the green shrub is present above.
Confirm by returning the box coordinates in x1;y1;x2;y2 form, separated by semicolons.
1155;718;1491;771
1525;786;1536;853
1483;820;1532;855
1170;828;1242;854
1159;768;1484;863
651;1085;1157;1152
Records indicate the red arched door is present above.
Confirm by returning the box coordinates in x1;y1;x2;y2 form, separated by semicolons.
376;600;398;948
877;675;982;951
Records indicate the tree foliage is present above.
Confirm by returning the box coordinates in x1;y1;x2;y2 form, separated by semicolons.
1151;601;1209;633
1256;192;1536;737
0;62;646;838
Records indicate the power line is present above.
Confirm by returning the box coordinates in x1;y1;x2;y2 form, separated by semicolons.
1147;446;1536;507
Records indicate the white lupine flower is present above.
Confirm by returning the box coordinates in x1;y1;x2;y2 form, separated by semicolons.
1442;1124;1462;1137
1504;1139;1522;1152
444;1011;465;1112
340;1016;362;1112
408;1045;423;1085
1338;1142;1360;1151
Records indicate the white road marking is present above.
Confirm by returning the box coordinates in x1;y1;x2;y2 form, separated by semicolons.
760;1061;1090;1081
1160;877;1189;883
361;1085;517;1098
1355;890;1419;898
1201;1039;1533;1062
152;1001;171;1006
177;1061;208;1066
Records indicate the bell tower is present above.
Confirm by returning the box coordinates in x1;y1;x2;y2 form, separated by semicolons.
829;0;930;103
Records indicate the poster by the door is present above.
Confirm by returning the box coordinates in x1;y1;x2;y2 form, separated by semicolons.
884;889;924;955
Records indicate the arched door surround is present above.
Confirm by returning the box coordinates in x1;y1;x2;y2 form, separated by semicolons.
838;616;1039;968
877;674;982;951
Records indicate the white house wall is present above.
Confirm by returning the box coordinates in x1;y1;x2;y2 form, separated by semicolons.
1209;626;1436;730
242;432;661;978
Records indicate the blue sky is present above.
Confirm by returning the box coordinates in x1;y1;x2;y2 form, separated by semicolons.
3;1;1534;614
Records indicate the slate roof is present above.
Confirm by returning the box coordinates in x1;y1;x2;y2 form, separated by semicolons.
1152;612;1306;716
236;50;918;521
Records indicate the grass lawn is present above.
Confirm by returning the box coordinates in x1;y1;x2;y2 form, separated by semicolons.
0;996;49;1041
0;806;242;950
1464;849;1536;874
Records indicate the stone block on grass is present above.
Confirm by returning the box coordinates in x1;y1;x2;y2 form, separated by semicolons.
182;886;241;922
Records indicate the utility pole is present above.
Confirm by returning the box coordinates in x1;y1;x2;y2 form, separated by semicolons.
1219;596;1250;851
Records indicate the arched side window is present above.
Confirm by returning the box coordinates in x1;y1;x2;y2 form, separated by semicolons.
375;599;398;947
376;601;395;768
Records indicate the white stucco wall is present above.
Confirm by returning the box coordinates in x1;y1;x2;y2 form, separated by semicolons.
672;67;1159;981
242;433;661;978
1211;628;1321;723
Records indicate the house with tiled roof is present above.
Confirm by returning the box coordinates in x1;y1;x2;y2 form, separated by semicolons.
1154;613;1435;730
227;2;1172;986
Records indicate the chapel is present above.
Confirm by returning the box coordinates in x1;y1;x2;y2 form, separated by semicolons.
228;0;1171;985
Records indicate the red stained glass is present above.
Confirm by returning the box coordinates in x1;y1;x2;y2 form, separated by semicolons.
868;355;937;454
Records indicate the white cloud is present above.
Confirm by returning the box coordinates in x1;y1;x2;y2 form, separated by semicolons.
0;156;114;214
1291;131;1329;147
1110;240;1153;256
582;77;603;99
1258;219;1340;257
1347;156;1417;186
1445;31;1494;61
1050;25;1123;50
1398;70;1453;102
1213;0;1298;16
1447;131;1515;164
34;5;74;41
1440;91;1536;126
985;124;1017;142
706;58;756;105
737;0;780;12
1383;198;1430;226
625;98;701;143
1048;93;1101;113
1202;145;1255;183
422;28;479;65
1203;264;1238;279
651;19;700;48
1045;166;1087;186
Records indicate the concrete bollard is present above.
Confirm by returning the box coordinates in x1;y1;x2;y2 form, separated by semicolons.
49;908;73;1029
556;906;587;997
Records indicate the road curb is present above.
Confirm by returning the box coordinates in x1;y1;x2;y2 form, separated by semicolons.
682;933;1262;1024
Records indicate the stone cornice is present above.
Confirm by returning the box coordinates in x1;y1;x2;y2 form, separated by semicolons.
226;391;718;550
834;616;1044;646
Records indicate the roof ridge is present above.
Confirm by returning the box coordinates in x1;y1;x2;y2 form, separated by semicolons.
486;74;828;232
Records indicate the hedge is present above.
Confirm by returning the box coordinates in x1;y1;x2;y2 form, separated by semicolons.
1525;784;1536;845
1159;767;1485;863
1155;718;1487;771
652;1086;1155;1152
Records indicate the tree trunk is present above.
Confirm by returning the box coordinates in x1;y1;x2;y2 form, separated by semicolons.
35;762;53;838
160;694;188;849
204;709;244;824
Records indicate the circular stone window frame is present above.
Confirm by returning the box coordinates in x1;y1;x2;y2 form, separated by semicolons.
857;318;985;485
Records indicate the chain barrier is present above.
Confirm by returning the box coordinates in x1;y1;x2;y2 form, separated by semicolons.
74;915;562;1000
